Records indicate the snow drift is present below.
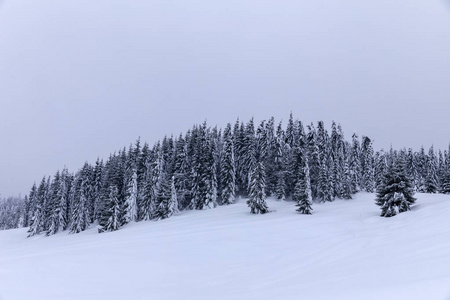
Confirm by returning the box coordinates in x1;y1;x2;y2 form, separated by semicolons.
1;192;450;300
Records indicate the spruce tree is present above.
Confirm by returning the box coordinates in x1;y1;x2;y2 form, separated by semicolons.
361;136;375;192
21;195;30;228
28;178;47;237
415;147;427;192
247;162;269;214
140;149;158;220
242;118;256;194
440;170;450;194
305;124;319;199
330;121;345;199
220;123;236;205
275;174;286;201
349;133;362;193
263;117;277;196
173;135;191;210
69;174;91;234
153;175;172;220
204;137;218;209
124;169;138;223
274;121;287;201
93;159;104;222
404;148;418;190
47;171;63;236
99;185;122;232
233;119;246;196
168;176;180;216
294;159;313;214
424;146;439;193
340;159;352;200
375;158;416;217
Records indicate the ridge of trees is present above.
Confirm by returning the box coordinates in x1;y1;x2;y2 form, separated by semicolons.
1;115;450;233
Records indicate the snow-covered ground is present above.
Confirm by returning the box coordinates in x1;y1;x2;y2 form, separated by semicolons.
1;193;450;300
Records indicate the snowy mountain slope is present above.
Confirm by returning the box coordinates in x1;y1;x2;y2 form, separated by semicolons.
1;193;450;300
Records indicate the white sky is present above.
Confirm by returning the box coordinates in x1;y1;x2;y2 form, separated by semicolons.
1;0;450;196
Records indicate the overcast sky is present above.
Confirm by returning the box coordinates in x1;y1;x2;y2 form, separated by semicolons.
1;0;450;197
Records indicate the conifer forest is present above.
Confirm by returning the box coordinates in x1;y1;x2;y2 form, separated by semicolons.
1;115;449;235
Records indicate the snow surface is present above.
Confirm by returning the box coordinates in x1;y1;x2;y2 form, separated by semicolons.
1;193;450;300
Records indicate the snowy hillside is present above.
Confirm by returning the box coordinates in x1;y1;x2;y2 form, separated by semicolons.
1;193;450;300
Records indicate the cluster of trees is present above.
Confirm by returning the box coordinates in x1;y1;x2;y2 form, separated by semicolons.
1;115;450;234
0;197;25;230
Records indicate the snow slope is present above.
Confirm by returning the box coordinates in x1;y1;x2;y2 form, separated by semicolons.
1;193;450;300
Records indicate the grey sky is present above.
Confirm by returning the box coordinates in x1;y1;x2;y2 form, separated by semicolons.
1;0;450;197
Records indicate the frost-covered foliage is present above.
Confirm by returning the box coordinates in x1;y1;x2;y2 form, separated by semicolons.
294;159;313;215
375;155;416;217
247;162;269;214
3;115;450;237
99;185;122;232
220;123;236;205
124;169;138;223
0;196;25;230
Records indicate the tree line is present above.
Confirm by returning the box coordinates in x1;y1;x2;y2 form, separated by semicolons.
1;114;449;234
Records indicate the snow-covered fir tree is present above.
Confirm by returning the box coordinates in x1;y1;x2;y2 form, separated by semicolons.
173;134;191;210
124;169;138;223
340;159;352;200
415;147;427;192
274;121;287;201
47;171;64;236
349;133;362;194
247;162;269;214
92;159;104;222
190;123;218;210
28;179;46;237
440;170;450;194
220;123;236;205
424;146;439;193
168;176;180;216
152;174;172;220
99;185;122;232
294;158;313;214
140;149;159;220
375;156;416;217
361;136;375;193
203;137;218;209
69;172;91;234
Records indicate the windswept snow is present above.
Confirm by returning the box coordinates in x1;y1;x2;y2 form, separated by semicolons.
1;193;450;300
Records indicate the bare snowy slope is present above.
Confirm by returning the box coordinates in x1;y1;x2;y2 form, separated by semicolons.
1;193;450;300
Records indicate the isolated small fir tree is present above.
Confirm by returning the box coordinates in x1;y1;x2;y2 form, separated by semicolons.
375;158;416;217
